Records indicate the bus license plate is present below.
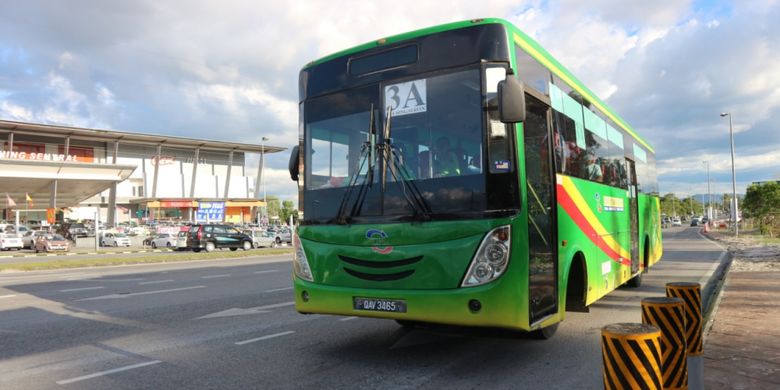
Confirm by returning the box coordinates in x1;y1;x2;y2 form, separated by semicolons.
353;297;407;313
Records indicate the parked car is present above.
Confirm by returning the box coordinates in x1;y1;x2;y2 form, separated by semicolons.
142;235;155;246
690;219;700;226
175;231;189;251
0;233;23;251
64;222;88;238
0;224;29;235
187;224;252;252
101;232;131;247
671;218;681;226
34;234;70;253
274;228;292;245
151;233;177;249
243;229;277;248
22;230;50;249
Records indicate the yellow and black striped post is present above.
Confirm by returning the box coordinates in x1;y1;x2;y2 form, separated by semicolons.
665;282;702;356
641;297;688;390
666;282;703;390
601;323;663;390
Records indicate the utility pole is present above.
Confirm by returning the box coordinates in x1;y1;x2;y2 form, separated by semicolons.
721;112;739;236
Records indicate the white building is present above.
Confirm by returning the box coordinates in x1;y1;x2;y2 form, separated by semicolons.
0;120;284;225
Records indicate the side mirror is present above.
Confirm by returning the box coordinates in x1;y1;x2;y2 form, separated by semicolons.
288;145;300;181
497;73;526;123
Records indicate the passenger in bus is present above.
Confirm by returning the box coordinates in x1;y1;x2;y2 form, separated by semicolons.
432;137;461;177
586;151;603;182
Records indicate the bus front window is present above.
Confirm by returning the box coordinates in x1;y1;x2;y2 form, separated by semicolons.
303;67;498;223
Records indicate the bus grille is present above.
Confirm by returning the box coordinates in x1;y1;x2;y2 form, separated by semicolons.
338;255;423;281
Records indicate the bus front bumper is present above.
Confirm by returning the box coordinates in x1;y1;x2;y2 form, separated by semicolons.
293;278;530;331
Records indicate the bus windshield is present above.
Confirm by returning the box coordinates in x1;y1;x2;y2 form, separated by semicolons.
303;67;503;223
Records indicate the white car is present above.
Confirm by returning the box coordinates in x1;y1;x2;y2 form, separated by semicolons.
0;233;23;251
22;230;50;249
151;233;177;249
671;218;682;227
101;232;131;247
175;231;189;251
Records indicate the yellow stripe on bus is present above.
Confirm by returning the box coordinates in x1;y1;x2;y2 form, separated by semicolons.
559;175;631;260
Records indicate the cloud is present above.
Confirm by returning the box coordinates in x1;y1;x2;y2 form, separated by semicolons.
1;0;779;203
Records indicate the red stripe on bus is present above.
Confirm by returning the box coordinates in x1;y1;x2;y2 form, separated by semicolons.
557;184;631;266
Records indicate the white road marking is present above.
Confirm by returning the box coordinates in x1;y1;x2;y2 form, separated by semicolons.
138;279;174;285
201;274;231;279
55;360;162;385
77;285;206;301
235;331;295;345
197;301;295;319
254;270;279;274
264;286;293;293
338;316;359;322
84;278;146;283
60;286;105;293
0;294;17;299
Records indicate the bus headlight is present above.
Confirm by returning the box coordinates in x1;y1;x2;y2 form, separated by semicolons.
461;226;511;287
292;231;313;281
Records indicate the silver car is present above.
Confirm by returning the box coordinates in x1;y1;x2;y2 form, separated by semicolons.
243;230;277;248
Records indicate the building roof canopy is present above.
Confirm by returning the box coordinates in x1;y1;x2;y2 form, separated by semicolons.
0;120;286;154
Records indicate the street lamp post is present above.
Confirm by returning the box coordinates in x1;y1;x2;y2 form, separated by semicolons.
261;137;268;206
261;137;269;223
721;112;738;237
703;161;711;221
256;136;270;225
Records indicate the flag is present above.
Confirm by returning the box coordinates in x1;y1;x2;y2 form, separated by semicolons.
25;193;33;207
5;193;16;208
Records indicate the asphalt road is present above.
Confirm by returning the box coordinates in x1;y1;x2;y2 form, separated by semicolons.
0;226;724;389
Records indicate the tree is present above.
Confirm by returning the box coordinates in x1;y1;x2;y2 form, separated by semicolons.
742;182;780;235
280;200;298;225
266;198;281;219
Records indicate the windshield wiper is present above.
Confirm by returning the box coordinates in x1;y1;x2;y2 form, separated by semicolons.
334;105;376;224
377;106;431;220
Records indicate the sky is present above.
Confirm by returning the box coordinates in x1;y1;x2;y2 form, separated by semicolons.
1;0;779;203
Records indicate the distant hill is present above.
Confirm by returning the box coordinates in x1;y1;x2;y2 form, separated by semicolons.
690;194;742;204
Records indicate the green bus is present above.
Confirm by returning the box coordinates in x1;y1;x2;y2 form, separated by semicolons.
288;18;661;337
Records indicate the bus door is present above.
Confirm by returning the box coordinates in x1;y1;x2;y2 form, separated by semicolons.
523;93;558;324
626;159;640;275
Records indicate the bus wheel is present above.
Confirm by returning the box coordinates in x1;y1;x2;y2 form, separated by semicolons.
531;323;558;340
626;270;643;288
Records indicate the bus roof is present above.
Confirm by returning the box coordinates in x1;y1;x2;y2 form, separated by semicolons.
302;18;654;154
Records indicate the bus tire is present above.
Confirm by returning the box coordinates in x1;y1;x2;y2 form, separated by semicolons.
531;323;558;340
626;270;642;288
627;241;649;288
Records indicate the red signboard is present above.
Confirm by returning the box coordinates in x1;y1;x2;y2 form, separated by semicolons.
46;208;56;224
160;201;194;208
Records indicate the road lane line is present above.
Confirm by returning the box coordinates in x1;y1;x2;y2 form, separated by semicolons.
338;316;359;322
235;331;295;345
77;286;206;301
201;274;231;279
60;286;105;293
254;270;279;274
264;286;293;293
138;279;174;285
197;301;295;319
0;294;16;299
55;360;162;385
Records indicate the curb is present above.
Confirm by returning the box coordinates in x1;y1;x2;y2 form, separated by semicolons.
697;232;735;339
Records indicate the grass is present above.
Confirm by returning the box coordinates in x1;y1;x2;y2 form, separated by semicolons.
0;248;293;272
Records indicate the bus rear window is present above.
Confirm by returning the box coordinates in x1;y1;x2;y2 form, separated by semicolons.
349;45;417;76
